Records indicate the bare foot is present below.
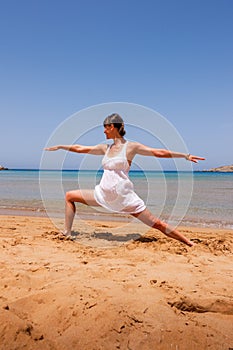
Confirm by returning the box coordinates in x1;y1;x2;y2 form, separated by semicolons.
62;230;72;237
186;240;195;247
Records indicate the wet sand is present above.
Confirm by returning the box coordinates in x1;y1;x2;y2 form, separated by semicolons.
0;215;233;349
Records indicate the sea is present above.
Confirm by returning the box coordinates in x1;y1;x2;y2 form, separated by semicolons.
0;169;233;229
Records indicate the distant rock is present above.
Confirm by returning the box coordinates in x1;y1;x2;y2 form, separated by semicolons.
0;165;9;170
205;165;233;172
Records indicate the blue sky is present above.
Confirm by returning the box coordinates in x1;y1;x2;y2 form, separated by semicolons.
0;0;232;170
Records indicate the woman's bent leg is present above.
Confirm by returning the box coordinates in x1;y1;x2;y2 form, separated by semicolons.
64;189;99;236
132;208;193;247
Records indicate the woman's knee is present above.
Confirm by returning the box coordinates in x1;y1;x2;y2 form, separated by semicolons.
153;219;167;231
153;219;161;228
65;190;76;202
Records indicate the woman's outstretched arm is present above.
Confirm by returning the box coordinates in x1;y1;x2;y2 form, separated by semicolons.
131;142;205;163
44;143;107;155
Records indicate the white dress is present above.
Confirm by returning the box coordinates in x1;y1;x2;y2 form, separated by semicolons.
94;141;146;214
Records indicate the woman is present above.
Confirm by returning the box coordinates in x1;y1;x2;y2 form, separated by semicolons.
45;113;205;246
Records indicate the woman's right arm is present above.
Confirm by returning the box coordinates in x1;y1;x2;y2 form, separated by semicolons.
44;144;107;155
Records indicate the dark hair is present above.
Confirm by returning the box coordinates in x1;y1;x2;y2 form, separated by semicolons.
103;113;126;136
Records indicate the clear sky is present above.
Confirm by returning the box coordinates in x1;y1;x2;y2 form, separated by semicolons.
0;0;232;170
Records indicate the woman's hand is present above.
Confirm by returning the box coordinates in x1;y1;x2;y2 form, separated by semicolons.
187;154;205;163
44;145;61;151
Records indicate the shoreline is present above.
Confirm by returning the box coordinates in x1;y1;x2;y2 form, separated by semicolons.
0;214;232;349
1;207;233;230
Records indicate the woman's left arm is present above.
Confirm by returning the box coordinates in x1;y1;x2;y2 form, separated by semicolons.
133;142;205;163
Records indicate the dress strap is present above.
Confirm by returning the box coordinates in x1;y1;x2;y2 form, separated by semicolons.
122;141;128;157
105;144;110;154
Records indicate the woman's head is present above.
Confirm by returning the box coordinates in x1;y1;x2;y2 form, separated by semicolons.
103;113;126;137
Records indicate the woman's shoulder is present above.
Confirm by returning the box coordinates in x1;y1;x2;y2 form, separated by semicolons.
90;143;108;155
100;143;109;151
126;141;142;158
127;141;142;150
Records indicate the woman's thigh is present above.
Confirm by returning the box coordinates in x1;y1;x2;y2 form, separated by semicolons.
66;189;100;206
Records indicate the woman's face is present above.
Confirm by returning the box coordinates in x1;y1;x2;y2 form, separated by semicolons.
104;124;115;139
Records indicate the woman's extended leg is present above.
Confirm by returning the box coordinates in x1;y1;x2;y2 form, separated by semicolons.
64;189;99;236
132;208;193;247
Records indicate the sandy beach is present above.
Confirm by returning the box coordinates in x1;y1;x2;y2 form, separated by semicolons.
0;215;233;350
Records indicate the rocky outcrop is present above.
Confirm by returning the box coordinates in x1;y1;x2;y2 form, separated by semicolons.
206;165;233;172
0;165;9;170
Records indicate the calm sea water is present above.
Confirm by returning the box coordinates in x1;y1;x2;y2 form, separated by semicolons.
0;169;233;229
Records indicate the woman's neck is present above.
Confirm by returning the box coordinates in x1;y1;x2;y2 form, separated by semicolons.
113;137;125;145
